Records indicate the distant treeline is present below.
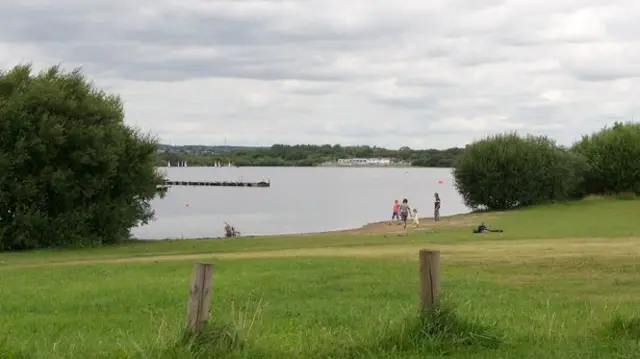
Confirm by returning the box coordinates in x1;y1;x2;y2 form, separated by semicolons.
156;144;463;168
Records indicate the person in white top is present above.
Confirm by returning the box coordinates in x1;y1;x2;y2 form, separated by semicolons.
412;208;420;227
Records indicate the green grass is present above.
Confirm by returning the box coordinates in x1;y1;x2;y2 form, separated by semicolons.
1;197;640;358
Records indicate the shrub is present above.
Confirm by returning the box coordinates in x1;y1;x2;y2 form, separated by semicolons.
0;64;166;251
453;132;585;210
572;122;640;195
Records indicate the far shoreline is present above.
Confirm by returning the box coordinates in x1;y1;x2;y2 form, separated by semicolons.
158;165;453;169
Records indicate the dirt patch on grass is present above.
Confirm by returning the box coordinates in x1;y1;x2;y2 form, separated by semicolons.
336;212;502;235
7;236;639;268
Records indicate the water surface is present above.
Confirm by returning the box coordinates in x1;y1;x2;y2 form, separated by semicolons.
132;167;470;239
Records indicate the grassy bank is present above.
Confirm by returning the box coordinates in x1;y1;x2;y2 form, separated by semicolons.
1;197;640;358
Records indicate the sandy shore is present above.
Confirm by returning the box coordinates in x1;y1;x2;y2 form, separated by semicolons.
300;211;499;236
144;212;498;241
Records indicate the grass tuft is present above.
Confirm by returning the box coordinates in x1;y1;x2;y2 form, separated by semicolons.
600;315;640;340
376;303;502;355
0;345;31;359
170;297;264;358
177;322;243;357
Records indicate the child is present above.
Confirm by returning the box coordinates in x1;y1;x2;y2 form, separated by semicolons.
412;208;420;227
389;199;400;224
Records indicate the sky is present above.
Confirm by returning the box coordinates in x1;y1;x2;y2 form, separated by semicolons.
1;0;639;149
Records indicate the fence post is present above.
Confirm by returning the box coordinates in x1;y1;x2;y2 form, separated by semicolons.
419;249;440;312
186;263;214;335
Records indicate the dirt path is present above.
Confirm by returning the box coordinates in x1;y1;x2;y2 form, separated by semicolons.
7;236;639;268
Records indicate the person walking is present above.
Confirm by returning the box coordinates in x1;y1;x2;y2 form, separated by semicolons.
399;198;411;229
434;193;441;223
389;199;400;224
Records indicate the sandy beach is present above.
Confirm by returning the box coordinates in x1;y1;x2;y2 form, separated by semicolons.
311;211;499;236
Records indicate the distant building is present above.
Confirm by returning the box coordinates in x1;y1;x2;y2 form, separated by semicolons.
336;158;392;166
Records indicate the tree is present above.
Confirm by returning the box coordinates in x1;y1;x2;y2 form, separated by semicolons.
0;64;166;251
572;122;640;195
453;132;585;210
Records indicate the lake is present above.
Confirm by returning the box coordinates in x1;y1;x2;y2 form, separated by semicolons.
131;167;471;239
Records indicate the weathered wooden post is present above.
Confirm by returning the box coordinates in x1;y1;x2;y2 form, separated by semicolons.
186;263;214;335
419;249;440;312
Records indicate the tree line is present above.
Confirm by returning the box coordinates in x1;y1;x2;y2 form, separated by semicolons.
1;64;639;252
453;122;640;210
156;144;464;168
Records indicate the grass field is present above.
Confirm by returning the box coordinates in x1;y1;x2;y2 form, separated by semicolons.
1;197;640;359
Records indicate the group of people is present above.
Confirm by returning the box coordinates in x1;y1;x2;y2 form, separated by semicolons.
390;193;441;229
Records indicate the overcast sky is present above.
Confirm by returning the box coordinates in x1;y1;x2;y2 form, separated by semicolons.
1;0;639;149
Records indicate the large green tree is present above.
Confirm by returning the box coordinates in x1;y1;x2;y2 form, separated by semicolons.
572;122;640;195
0;64;166;251
453;133;586;210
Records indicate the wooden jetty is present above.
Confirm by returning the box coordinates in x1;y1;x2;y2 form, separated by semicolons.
162;180;270;188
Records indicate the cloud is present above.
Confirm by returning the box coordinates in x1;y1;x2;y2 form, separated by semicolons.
1;0;640;148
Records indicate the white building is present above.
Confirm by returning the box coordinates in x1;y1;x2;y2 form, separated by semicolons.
337;158;392;166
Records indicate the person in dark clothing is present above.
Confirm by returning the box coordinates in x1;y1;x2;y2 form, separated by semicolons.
224;222;240;237
472;222;503;233
434;193;441;223
399;198;411;229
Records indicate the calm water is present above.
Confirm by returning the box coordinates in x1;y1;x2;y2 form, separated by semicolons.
132;167;471;239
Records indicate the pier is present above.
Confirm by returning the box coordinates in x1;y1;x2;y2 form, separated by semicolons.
162;180;270;188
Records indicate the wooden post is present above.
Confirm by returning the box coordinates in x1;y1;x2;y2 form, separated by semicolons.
419;249;440;312
186;263;214;334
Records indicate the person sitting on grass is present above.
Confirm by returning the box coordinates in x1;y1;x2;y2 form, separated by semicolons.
224;222;240;237
472;222;503;233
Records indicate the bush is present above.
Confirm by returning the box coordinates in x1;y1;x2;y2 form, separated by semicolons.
572;122;640;195
0;64;166;251
453;133;585;210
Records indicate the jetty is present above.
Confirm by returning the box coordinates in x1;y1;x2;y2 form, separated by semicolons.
162;179;270;188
